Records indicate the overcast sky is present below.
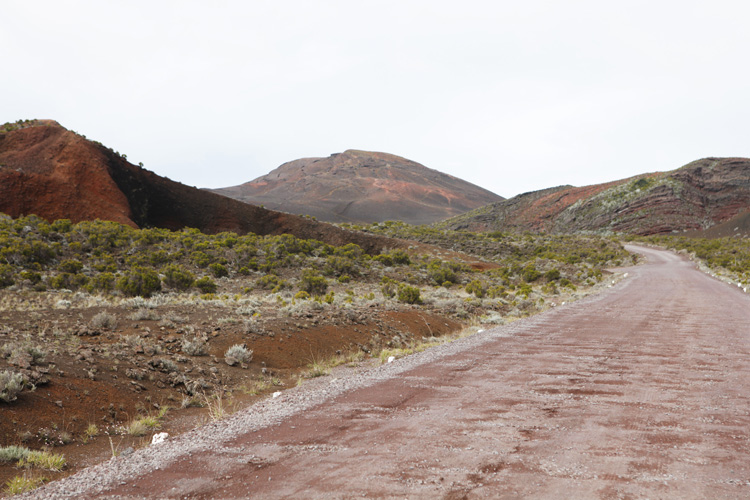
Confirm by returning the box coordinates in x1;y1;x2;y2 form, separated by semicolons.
3;1;749;198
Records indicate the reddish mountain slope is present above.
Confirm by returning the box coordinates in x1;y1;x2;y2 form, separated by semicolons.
211;150;503;225
0;121;397;253
442;158;750;236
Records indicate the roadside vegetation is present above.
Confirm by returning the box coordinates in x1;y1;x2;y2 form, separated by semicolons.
0;212;633;491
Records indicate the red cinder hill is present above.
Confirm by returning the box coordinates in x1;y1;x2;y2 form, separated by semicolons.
210;150;503;225
0;120;397;252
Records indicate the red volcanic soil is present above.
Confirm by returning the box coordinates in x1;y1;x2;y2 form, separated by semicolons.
211;150;503;225
0;122;398;253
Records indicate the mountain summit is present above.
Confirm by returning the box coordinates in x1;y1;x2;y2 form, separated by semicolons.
211;150;503;225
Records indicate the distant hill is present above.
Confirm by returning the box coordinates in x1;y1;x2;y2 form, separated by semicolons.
210;150;503;225
441;158;750;236
0;120;398;253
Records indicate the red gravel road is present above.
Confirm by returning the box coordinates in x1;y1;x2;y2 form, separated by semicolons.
31;246;750;499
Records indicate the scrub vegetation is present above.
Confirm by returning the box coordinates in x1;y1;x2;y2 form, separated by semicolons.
0;212;632;489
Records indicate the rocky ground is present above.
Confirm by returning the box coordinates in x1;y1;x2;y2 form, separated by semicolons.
0;276;608;493
14;245;750;499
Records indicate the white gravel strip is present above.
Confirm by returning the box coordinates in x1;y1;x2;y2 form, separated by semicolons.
20;277;630;500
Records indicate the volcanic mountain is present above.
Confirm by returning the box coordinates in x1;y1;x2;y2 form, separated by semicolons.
441;158;750;236
210;150;503;225
0;120;396;252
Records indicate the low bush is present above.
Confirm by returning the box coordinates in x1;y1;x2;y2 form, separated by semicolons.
380;277;397;298
225;344;253;366
90;311;118;330
195;276;217;294
0;264;14;288
181;337;208;356
465;279;486;298
117;266;161;297
0;371;27;403
163;264;194;290
57;259;83;274
0;445;29;462
50;272;88;290
397;284;422;304
299;270;328;296
209;262;229;278
88;272;115;292
545;269;561;281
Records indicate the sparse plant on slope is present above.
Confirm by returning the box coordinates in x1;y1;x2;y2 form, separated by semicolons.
18;450;66;471
0;446;30;462
4;474;47;496
225;344;252;366
182;337;208;356
90;311;118;330
0;371;27;403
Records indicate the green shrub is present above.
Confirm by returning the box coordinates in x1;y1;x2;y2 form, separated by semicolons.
0;264;14;288
163;264;195;290
381;277;397;298
117;266;161;297
191;251;212;268
19;270;42;284
545;269;561;281
373;254;393;266
299;270;328;295
257;274;280;290
58;259;83;274
428;260;458;285
195;276;217;294
325;256;356;277
397;285;422;304
88;272;115;292
465;279;486;298
51;219;73;233
50;272;88;290
333;242;364;260
294;290;311;300
522;265;541;283
209;262;229;278
390;249;411;265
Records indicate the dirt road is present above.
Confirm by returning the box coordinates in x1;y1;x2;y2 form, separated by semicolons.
29;246;750;499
